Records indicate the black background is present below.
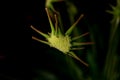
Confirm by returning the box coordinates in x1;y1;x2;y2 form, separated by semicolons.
0;0;116;80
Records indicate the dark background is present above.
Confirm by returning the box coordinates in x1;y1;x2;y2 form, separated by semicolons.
0;0;116;80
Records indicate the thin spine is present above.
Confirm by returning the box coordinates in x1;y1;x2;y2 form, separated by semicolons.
32;36;49;45
31;25;49;38
72;32;89;41
65;14;84;35
45;8;55;35
72;42;94;46
68;52;89;67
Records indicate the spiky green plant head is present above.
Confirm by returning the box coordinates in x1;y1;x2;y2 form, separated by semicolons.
31;8;93;66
